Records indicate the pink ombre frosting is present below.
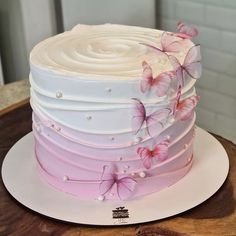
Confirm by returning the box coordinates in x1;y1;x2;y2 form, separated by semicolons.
29;24;200;201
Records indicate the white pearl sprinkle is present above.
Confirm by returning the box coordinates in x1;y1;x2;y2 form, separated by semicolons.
56;91;63;98
125;165;130;169
131;172;136;176
109;192;114;196
56;127;61;132
36;125;41;133
188;157;192;162
62;175;69;182
105;88;112;93
133;137;142;144
97;195;105;201
184;144;188;149
166;135;171;141
139;171;146;178
169;117;175;123
86;116;92;120
122;170;127;174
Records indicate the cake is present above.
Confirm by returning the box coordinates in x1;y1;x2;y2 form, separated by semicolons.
29;23;201;201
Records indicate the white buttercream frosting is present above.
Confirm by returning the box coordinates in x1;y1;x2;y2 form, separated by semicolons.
30;24;197;135
30;24;192;80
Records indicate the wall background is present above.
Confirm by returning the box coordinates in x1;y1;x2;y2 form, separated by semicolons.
61;0;156;30
0;0;57;84
157;0;236;143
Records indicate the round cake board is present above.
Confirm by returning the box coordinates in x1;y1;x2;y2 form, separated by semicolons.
1;127;229;226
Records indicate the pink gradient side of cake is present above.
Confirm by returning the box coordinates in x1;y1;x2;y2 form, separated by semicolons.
29;24;201;201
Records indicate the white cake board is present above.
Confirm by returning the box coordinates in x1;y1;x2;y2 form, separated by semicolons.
1;128;229;225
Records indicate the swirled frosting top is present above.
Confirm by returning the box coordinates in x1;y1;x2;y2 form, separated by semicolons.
30;24;193;80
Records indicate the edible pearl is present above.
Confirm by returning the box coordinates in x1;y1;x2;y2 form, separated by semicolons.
166;135;171;141
105;88;112;93
125;165;130;169
97;195;105;201
169;117;175;123
36;125;41;133
139;171;146;178
188;157;192;162
122;170;127;174
109;192;114;197
56;91;63;98
62;175;69;182
56;127;61;132
86;116;92;120
133;137;142;144
184;144;188;149
131;172;136;176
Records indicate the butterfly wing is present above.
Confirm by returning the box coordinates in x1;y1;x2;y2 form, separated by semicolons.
153;71;175;97
137;147;152;169
140;42;168;57
184;61;202;80
168;55;181;71
117;177;137;200
152;139;169;162
172;86;182;115
161;32;181;53
182;44;202;79
176;95;200;121
140;61;153;93
99;165;116;195
176;21;198;39
146;108;171;137
132;98;146;135
168;55;184;86
184;44;201;65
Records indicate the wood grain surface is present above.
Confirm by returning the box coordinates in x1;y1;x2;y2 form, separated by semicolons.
0;104;236;236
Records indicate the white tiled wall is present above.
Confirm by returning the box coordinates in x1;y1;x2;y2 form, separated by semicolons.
157;0;236;143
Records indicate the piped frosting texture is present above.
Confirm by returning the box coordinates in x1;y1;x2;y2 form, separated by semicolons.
30;24;193;80
29;24;200;200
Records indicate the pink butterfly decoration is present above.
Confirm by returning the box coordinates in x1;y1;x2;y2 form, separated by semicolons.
141;31;181;57
141;61;176;96
137;139;169;169
132;98;171;137
168;44;202;87
175;21;198;39
173;87;200;121
99;165;137;200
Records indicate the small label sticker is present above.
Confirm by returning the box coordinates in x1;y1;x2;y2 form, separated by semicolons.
112;206;130;224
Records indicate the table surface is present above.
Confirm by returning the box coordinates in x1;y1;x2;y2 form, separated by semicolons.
0;103;236;236
0;79;30;116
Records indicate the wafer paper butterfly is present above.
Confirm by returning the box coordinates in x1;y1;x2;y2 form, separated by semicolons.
175;21;198;39
168;44;202;87
141;31;182;57
137;139;169;169
172;87;200;121
140;61;176;96
132;98;171;137
99;165;137;200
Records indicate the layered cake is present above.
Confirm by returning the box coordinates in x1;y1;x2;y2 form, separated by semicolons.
30;23;201;201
